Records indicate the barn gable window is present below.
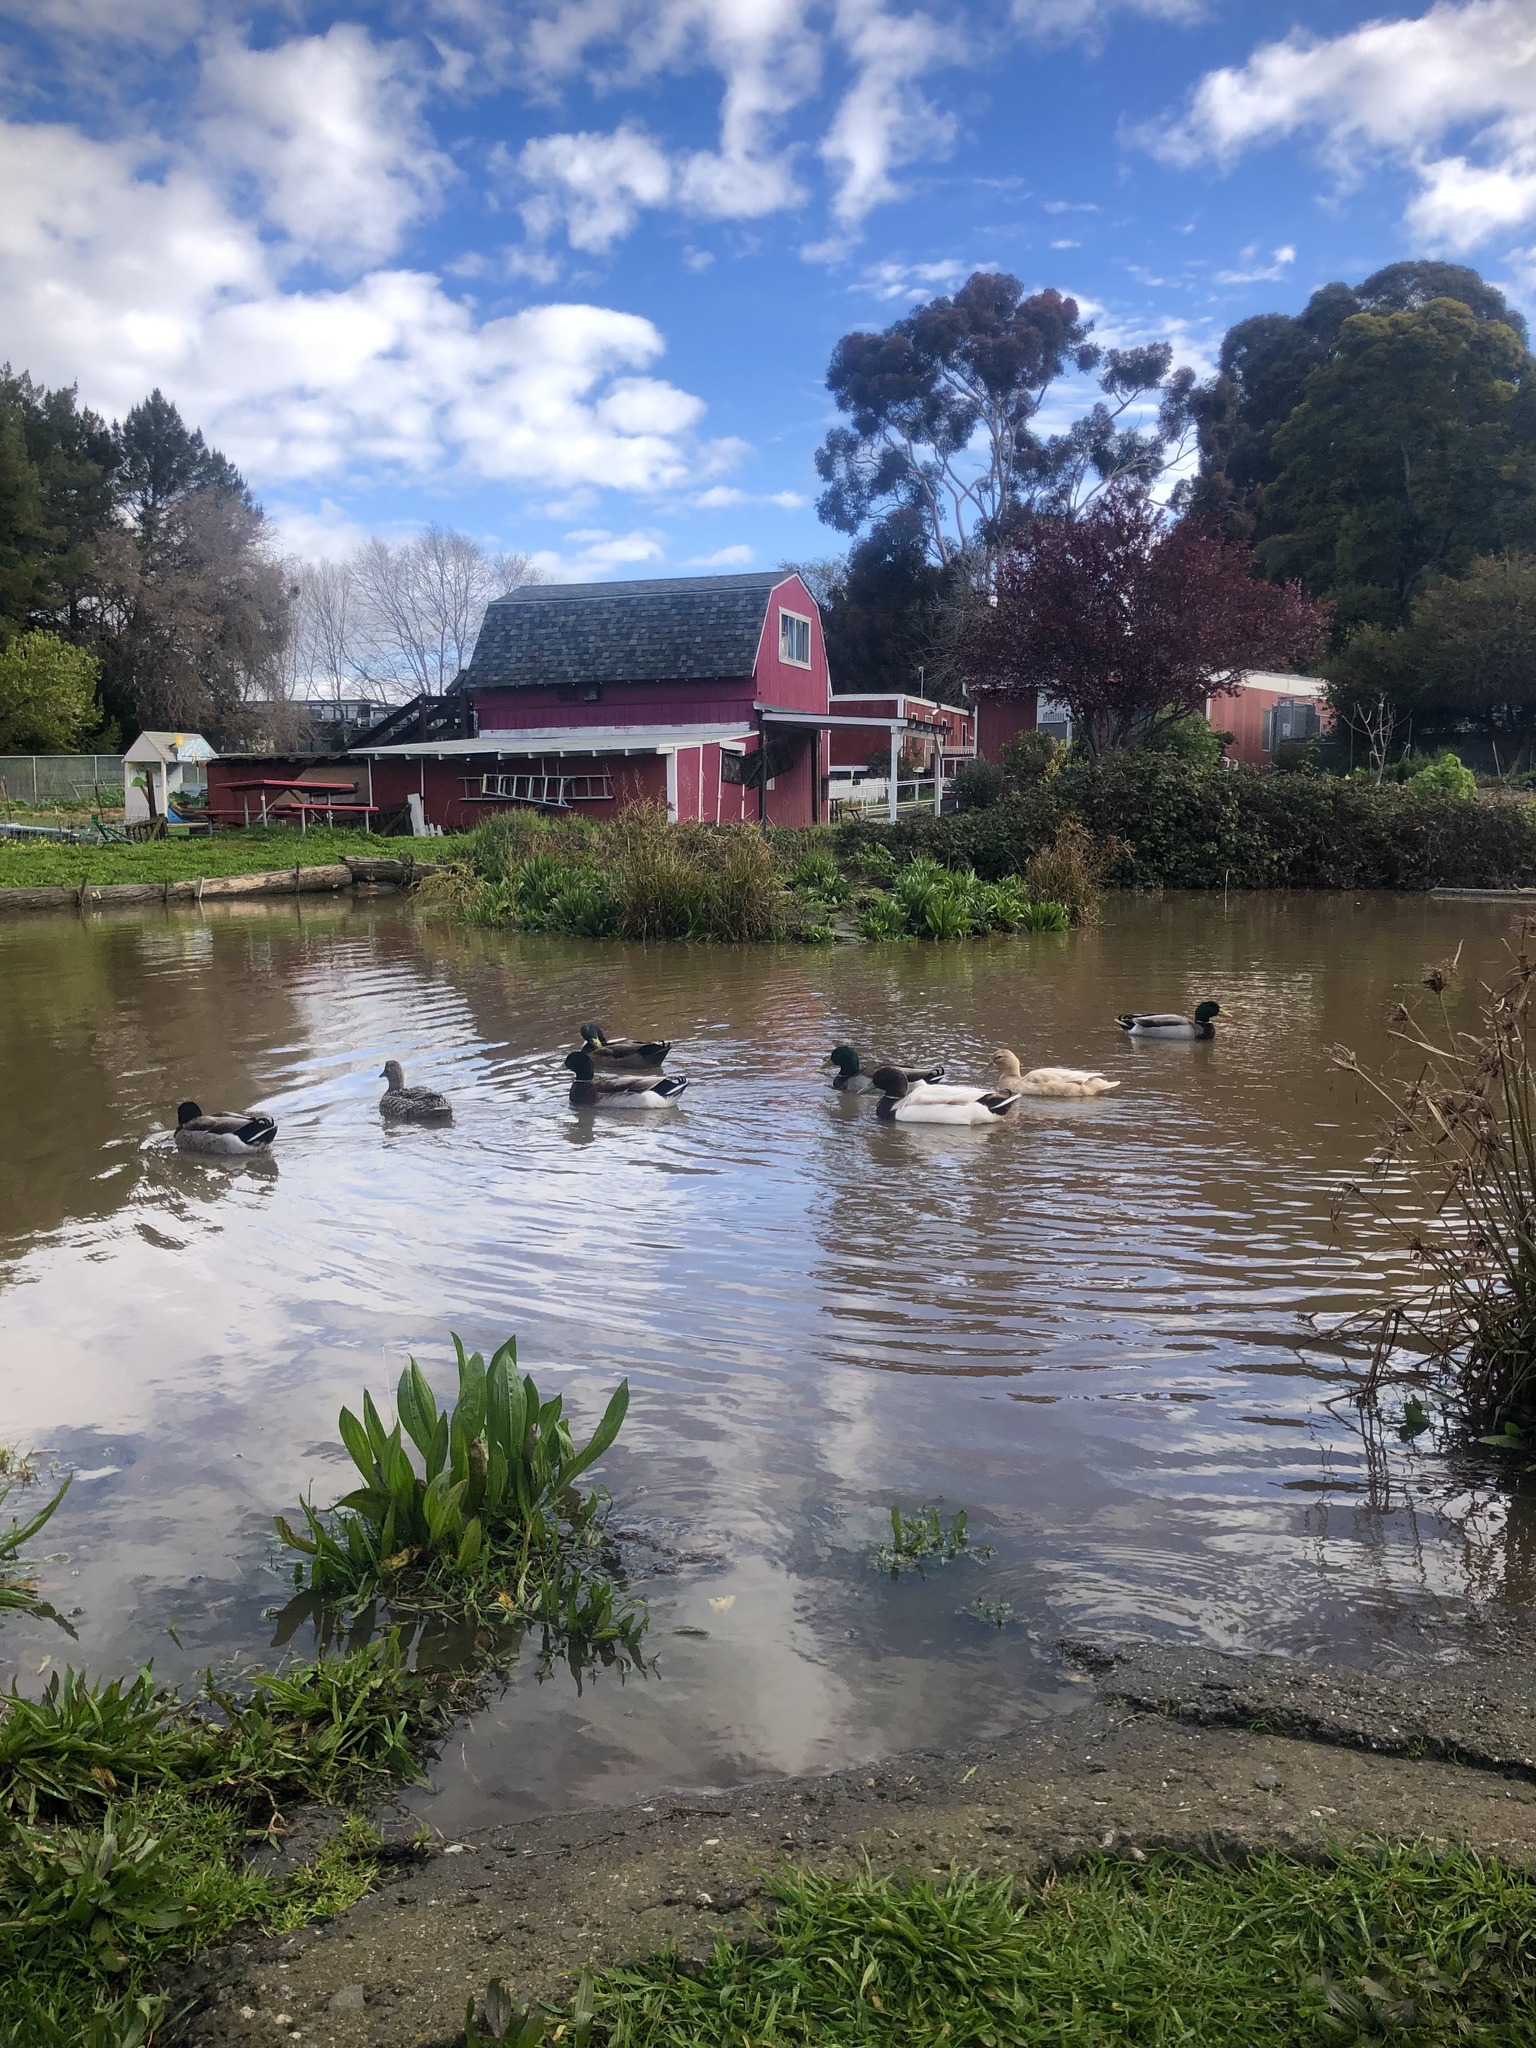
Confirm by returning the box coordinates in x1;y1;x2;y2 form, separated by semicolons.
779;609;811;667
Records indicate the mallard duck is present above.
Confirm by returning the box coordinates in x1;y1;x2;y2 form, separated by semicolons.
993;1049;1119;1098
580;1021;672;1069
379;1060;452;1120
174;1102;277;1155
1116;1002;1223;1040
565;1047;689;1107
825;1046;946;1094
873;1072;1015;1125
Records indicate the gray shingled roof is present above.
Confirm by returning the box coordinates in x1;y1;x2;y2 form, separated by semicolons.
462;571;791;691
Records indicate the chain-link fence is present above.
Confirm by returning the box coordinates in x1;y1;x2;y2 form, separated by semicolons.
0;755;125;804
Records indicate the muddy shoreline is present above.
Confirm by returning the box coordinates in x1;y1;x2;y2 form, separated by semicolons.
175;1631;1536;2047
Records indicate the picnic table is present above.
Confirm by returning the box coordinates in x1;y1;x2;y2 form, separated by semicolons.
218;779;375;831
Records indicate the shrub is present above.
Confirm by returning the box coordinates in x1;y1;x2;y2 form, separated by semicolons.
1000;729;1068;783
951;757;1005;811
1022;816;1112;924
0;633;101;753
1411;750;1478;800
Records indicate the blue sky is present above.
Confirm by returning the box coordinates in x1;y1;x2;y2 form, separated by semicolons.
4;0;1534;579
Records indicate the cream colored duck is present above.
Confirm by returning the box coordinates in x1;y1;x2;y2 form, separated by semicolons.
872;1070;1015;1125
174;1102;277;1156
993;1049;1119;1099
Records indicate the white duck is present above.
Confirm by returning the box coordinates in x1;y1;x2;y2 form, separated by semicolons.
174;1102;277;1156
995;1049;1119;1099
872;1070;1015;1125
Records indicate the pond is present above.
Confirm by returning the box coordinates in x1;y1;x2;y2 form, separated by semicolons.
0;891;1528;1831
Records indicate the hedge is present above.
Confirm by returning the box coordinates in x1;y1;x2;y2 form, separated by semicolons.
834;755;1536;891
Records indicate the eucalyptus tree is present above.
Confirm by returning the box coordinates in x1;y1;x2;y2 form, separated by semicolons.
813;270;1196;577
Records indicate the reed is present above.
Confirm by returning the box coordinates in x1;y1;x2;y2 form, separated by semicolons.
1335;936;1536;1444
873;1504;992;1575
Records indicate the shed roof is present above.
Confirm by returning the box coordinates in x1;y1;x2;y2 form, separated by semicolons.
462;571;796;691
124;731;216;764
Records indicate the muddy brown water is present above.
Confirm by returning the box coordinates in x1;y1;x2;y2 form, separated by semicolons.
0;892;1530;1832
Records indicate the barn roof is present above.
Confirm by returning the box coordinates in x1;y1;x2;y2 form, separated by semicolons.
461;571;794;691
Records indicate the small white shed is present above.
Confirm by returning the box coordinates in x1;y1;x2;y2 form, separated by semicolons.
124;732;217;824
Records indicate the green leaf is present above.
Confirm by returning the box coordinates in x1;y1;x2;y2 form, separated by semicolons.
561;1381;631;1487
337;1406;377;1486
456;1517;484;1572
425;1411;449;1484
361;1390;392;1467
273;1513;317;1555
455;1342;488;1444
397;1361;439;1461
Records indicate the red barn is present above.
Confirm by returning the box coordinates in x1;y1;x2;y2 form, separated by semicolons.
346;570;922;833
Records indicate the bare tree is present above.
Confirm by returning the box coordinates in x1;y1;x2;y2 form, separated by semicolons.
283;526;540;707
350;525;538;696
285;558;374;711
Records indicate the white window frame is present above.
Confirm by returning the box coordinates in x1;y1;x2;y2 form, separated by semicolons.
779;608;812;668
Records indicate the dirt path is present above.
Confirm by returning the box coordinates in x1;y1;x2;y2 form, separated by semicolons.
174;1631;1536;2048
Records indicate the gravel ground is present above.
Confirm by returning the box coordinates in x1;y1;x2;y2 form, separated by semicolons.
173;1629;1536;2048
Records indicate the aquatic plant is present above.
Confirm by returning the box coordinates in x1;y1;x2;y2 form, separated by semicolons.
859;892;911;942
872;1504;992;1575
1335;936;1536;1442
275;1335;643;1645
0;1474;70;1618
789;847;848;902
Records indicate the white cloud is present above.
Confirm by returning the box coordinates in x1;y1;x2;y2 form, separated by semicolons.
858;256;979;301
1146;0;1536;253
528;528;668;578
693;485;806;508
1042;198;1101;213
1213;241;1296;285
1012;0;1202;44
199;26;450;270
512;125;674;254
0;0;206;44
1050;237;1080;248
0;112;733;496
818;0;956;236
687;542;754;564
266;500;376;559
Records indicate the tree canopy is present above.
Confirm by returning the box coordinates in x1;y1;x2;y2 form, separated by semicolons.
962;491;1327;756
1328;552;1536;770
1189;261;1536;632
0;631;100;752
815;270;1194;571
0;371;288;745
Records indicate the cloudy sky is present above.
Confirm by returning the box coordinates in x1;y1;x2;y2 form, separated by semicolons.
5;0;1535;578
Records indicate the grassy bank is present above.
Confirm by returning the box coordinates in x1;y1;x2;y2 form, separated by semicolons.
423;804;1080;942
0;1334;640;2044
518;1850;1536;2047
0;828;470;889
855;751;1536;892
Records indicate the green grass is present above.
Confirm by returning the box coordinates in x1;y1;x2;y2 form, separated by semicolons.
574;1851;1536;2046
0;1638;442;2044
0;828;471;888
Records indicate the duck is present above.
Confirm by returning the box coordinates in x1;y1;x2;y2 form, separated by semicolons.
379;1060;453;1120
580;1021;672;1070
1116;1002;1223;1040
872;1071;1015;1125
825;1046;946;1094
993;1049;1119;1098
565;1047;689;1107
174;1102;277;1156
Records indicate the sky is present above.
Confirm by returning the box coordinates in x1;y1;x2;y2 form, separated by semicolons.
4;0;1536;580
